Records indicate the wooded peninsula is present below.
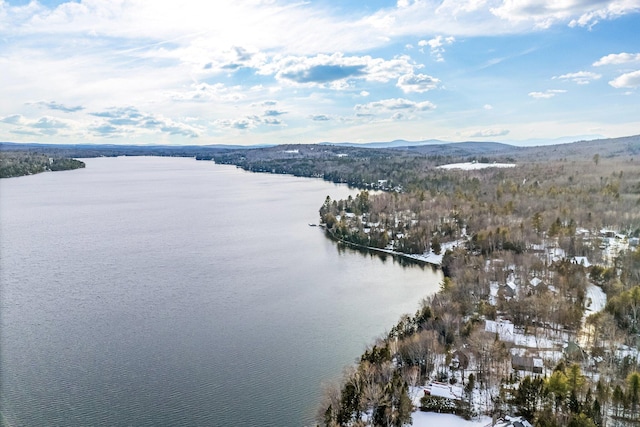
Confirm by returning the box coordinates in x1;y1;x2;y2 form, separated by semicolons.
0;149;85;178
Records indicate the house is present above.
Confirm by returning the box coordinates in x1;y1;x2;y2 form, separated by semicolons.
529;277;543;288
423;382;462;400
494;415;534;427
564;341;587;361
600;229;616;238
450;350;469;370
572;256;591;267
511;356;543;374
504;279;517;298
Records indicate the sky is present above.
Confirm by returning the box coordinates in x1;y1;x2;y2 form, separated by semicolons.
1;0;639;146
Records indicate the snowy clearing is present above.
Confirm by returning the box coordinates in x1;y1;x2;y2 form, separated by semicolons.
438;162;516;170
412;412;492;427
585;283;606;314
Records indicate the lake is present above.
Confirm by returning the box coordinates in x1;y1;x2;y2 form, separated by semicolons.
0;157;442;427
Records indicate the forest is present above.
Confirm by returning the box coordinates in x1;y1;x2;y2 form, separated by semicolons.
308;139;640;427
0;150;85;178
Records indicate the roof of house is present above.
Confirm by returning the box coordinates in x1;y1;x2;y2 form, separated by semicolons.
512;356;543;369
495;415;534;427
425;382;463;400
572;256;591;267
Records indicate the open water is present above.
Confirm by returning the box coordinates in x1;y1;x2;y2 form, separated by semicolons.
0;156;442;427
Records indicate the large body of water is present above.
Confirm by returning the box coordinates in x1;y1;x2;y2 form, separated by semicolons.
0;157;442;427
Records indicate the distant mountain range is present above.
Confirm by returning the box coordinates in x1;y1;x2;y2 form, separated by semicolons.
319;134;639;161
318;134;606;149
2;134;639;162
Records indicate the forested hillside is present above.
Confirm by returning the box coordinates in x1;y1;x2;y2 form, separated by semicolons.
308;138;640;427
210;136;640;192
0;150;85;178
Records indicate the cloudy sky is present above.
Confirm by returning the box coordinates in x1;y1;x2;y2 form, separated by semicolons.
1;0;639;146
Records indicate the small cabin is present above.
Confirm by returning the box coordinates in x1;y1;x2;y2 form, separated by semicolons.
511;356;543;374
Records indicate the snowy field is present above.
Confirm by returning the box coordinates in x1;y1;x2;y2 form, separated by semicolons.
585;284;606;314
438;162;516;170
412;412;492;427
404;241;463;265
408;387;491;427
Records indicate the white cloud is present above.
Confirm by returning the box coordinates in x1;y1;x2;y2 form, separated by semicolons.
491;0;640;29
436;0;487;16
464;128;510;137
593;52;640;66
214;117;259;131
89;107;202;138
397;73;441;93
483;104;493;110
391;112;408;120
609;70;640;89
1;114;27;125
553;71;601;85
418;35;455;61
0;114;77;136
30;100;85;113
528;89;567;99
310;114;332;121
169;83;247;102
214;109;288;130
355;98;436;116
262;53;416;88
31;117;69;130
0;0;389;57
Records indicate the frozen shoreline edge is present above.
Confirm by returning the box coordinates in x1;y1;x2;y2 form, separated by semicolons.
320;224;444;268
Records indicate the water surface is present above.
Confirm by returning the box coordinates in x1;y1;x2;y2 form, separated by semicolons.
0;157;442;426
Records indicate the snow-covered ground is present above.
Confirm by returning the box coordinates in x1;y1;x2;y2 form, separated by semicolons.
404;251;445;265
578;283;607;349
412;412;492;427
585;284;606;314
512;333;556;349
438;162;516;170
397;240;464;266
408;387;491;427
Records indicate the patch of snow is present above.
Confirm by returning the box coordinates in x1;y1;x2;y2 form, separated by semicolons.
572;256;591;267
412;412;492;427
427;382;464;400
404;240;464;266
485;320;515;342
585;284;606;314
438;162;516;170
512;334;555;349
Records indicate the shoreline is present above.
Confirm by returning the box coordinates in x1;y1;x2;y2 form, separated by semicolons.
320;224;464;268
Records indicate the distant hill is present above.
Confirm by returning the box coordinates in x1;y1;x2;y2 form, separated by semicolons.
0;142;248;159
398;141;519;157
514;134;640;161
320;139;445;149
2;134;638;162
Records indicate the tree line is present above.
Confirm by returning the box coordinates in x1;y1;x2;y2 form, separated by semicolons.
0;150;85;178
